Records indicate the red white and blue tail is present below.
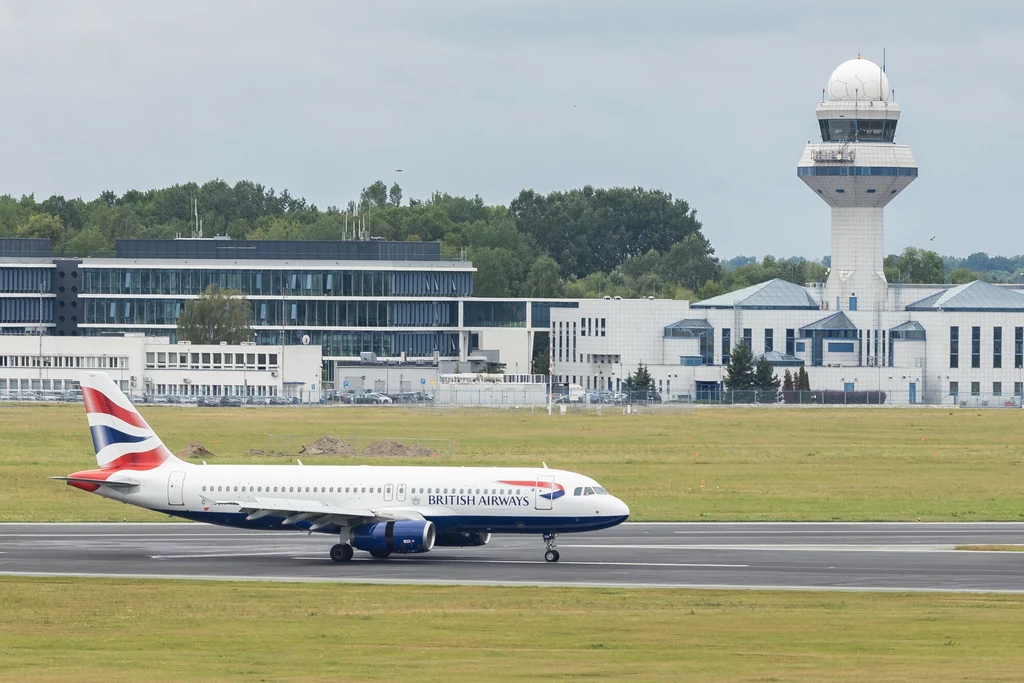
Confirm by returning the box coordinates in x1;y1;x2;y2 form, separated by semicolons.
81;372;178;471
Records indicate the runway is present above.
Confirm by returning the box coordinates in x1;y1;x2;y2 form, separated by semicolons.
3;522;1024;593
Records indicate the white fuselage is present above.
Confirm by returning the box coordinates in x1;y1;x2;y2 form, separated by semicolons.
93;462;630;536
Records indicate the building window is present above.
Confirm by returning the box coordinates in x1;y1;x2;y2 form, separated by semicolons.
600;318;606;337
835;188;846;193
970;381;980;396
949;326;959;368
993;382;1002;397
795;341;806;352
721;328;731;365
1016;327;1023;369
785;329;795;356
971;326;981;369
1015;381;1022;398
949;381;958;398
764;329;773;353
828;342;855;353
742;328;752;351
993;326;1002;368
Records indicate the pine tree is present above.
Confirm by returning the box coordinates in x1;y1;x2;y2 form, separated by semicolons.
724;342;754;390
796;365;810;391
753;357;781;392
782;369;794;391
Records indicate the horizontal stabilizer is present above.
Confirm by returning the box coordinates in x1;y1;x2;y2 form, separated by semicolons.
49;476;139;490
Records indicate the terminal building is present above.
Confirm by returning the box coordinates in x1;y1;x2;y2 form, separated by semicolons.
549;57;1024;406
2;56;1022;406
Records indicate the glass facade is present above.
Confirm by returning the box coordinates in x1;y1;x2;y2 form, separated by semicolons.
464;300;526;327
0;267;52;293
818;118;897;143
530;301;579;328
81;267;472;298
1;298;53;323
797;166;918;177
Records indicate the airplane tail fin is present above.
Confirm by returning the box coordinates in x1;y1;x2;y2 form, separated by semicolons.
80;372;179;470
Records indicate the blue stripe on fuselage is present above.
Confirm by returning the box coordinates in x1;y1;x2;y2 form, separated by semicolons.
155;509;628;535
89;425;150;452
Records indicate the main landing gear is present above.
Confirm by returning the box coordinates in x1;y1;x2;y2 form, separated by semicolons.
330;543;354;562
543;532;560;563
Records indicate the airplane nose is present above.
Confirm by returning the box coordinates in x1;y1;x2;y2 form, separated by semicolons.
613;497;630;519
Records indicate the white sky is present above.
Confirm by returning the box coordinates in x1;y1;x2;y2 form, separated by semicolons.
1;0;1022;259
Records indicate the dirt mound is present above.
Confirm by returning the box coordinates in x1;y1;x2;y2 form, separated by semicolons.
247;448;267;456
299;436;357;456
362;439;434;457
179;441;216;459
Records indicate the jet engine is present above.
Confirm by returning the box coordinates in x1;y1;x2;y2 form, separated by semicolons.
352;520;435;554
434;531;491;547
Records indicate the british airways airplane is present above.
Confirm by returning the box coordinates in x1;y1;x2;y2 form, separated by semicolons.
52;373;629;563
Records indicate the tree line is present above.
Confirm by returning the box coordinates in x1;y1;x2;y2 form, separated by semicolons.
1;179;1019;302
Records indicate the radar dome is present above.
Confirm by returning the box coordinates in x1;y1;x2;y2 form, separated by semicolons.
827;57;889;102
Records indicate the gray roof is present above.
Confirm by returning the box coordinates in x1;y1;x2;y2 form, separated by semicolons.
757;350;804;365
665;319;712;330
800;311;856;331
906;280;1024;311
691;278;819;309
890;320;925;332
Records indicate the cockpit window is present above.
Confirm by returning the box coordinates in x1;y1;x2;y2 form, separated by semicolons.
574;487;582;496
583;487;595;496
595;487;608;495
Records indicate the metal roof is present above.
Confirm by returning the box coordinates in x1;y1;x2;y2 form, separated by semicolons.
691;278;819;309
906;280;1024;311
800;311;856;331
890;320;925;332
757;350;804;365
665;319;713;330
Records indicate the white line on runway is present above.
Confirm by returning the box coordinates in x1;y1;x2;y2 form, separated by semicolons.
151;551;314;560
567;543;954;552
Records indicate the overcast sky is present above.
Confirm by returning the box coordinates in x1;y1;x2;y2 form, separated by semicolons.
1;1;1021;259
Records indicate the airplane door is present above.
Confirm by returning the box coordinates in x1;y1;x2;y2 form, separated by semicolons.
397;484;407;502
535;475;554;510
167;471;186;506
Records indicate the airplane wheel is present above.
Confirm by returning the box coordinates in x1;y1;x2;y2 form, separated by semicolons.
330;544;353;562
369;549;392;559
544;549;560;563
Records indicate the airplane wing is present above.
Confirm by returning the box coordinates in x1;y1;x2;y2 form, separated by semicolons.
202;495;424;532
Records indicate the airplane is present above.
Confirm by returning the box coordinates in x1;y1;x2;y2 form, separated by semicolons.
51;372;630;563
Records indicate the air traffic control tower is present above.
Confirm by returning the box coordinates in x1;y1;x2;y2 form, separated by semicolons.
797;56;917;313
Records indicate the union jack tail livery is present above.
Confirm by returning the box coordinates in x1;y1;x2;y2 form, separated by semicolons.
81;372;177;471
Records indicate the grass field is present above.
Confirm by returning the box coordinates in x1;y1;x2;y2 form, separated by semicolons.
2;403;1024;522
2;577;1023;681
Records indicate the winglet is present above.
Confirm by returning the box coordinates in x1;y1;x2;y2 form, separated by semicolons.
542;461;548;469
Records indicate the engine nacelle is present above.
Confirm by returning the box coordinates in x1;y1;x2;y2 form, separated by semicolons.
352;520;435;554
434;531;492;547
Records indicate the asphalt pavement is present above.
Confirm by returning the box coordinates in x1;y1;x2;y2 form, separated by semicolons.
3;522;1024;592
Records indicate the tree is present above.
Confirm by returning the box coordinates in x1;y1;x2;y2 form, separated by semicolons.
388;183;403;207
523;255;563;297
782;369;794;391
796;366;810;391
624;362;655;397
724;342;754;390
359;180;389;209
948;267;976;284
753;357;781;392
662;233;721;290
884;247;944;284
176;284;252;344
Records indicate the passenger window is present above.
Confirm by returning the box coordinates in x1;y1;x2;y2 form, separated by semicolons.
516;489;521;495
202;486;206;491
329;487;334;493
574;487;582;496
289;487;294;493
346;487;350;493
234;486;238;492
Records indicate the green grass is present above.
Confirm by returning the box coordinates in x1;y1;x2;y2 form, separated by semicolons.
2;577;1024;682
3;404;1024;522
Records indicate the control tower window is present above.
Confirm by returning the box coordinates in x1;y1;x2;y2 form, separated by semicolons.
820;119;898;143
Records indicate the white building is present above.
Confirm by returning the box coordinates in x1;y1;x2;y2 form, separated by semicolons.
551;57;1024;407
0;334;322;403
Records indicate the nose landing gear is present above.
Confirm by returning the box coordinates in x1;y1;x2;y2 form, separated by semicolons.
543;532;560;562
